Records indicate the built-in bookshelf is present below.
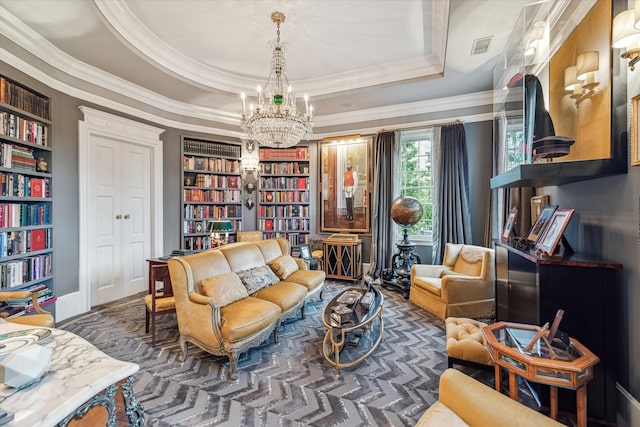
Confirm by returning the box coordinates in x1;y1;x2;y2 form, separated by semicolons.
181;136;243;251
258;146;310;249
0;75;56;318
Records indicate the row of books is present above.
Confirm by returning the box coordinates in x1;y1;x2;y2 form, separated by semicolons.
261;218;310;232
0;76;50;120
0;203;50;228
1;143;37;171
258;204;308;218
260;161;309;175
0;284;55;318
0;228;51;257
260;190;310;203
183;156;241;174
187;174;240;189
259;146;309;160
0;173;49;197
183;139;240;158
184;189;241;203
183;234;238;251
183;204;242;220
0;112;49;146
261;232;309;247
182;219;242;235
260;176;309;190
0;253;52;288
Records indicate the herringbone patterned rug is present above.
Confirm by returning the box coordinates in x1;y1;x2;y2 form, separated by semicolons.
58;280;451;426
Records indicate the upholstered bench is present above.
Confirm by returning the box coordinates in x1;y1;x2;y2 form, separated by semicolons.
445;317;493;371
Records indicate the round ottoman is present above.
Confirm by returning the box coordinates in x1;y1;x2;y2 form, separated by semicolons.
445;317;494;370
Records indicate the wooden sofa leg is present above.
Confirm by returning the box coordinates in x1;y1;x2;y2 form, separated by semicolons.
178;336;188;362
229;351;238;380
301;302;307;319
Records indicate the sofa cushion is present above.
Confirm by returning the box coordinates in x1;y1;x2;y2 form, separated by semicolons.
453;248;484;276
252;281;308;311
198;271;249;306
269;255;299;279
237;265;280;294
219;242;266;272
285;270;325;292
219;296;281;342
255;239;288;263
412;276;442;297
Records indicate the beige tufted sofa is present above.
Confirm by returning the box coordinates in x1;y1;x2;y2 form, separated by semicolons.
415;369;563;426
168;238;325;379
409;243;495;320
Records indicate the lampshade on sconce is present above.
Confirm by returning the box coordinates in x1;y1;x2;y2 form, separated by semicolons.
634;0;640;30
613;8;640;70
564;66;580;91
576;51;598;81
208;220;234;246
565;52;600;107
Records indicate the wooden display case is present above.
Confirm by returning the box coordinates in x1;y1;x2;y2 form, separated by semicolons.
323;234;362;282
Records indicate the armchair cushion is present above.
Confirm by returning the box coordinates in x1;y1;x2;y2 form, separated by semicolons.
413;277;442;297
198;272;248;306
269;255;299;280
237;265;280;294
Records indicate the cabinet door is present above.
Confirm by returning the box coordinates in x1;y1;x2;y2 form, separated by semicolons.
495;245;510;320
507;252;539;324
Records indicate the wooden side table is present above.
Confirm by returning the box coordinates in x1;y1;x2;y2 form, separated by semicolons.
482;321;599;427
323;234;363;282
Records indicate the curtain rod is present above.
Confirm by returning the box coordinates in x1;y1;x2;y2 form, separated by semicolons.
380;119;462;133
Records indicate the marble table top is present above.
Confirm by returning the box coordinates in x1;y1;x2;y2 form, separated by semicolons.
0;320;139;426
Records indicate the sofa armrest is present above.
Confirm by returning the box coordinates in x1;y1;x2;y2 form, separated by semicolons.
440;275;494;303
437;369;563;427
411;264;450;280
295;258;310;270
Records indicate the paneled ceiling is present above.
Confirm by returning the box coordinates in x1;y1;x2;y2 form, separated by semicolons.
0;0;584;139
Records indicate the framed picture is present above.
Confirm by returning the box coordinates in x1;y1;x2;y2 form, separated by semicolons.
527;204;558;243
501;208;518;241
320;137;371;233
530;195;550;224
536;209;575;256
298;244;311;259
632;93;640;166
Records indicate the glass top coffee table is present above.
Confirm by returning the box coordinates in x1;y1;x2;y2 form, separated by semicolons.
322;286;384;375
482;321;599;427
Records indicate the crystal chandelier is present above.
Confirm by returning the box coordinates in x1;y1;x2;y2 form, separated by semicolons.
240;12;313;149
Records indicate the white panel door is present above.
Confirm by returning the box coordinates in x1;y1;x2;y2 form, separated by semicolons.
90;137;151;306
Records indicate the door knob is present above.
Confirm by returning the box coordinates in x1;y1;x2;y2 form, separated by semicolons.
116;214;122;219
124;214;130;219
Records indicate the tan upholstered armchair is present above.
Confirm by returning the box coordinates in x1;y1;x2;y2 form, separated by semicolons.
409;243;495;320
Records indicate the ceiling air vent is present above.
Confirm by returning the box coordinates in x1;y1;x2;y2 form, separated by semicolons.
471;36;493;55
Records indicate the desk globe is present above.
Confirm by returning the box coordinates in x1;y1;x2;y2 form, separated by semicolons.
382;196;423;298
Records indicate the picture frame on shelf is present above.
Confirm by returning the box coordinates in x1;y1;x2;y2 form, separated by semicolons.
298;244;311;260
319;137;371;233
527;204;558;243
631;93;640;166
536;209;574;256
501;208;518;242
530;195;550;224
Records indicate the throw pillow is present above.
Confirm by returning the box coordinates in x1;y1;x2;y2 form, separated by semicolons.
269;254;299;279
237;265;280;294
199;272;249;306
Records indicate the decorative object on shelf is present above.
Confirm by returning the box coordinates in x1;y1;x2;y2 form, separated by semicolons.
208;220;234;247
381;196;423;299
530;195;550;224
632;93;640;167
501;208;518;242
320;136;370;233
240;12;313;149
535;208;574;256
613;7;640;71
36;157;48;173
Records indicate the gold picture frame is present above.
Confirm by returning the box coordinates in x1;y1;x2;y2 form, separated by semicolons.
530;195;550;224
632;93;640;166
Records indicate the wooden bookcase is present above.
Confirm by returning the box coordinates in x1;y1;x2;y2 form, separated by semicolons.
258;146;311;250
0;75;56;316
181;136;242;251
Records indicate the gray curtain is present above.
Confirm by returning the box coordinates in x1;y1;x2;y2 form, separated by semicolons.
432;123;472;264
368;131;399;279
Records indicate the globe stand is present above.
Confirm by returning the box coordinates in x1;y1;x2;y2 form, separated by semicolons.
381;226;421;299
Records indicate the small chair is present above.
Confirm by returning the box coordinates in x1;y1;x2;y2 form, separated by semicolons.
145;264;176;346
0;290;55;327
237;231;263;242
310;238;324;271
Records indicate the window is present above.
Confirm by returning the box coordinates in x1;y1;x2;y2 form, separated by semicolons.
399;129;433;243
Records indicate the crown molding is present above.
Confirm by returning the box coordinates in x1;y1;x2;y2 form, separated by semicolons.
92;0;449;96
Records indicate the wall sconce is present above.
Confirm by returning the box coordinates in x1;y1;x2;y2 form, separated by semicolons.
564;52;599;107
207;220;233;247
524;21;546;57
613;8;640;70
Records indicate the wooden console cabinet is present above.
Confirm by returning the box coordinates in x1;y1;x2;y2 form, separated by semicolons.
323;234;362;282
494;241;621;424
